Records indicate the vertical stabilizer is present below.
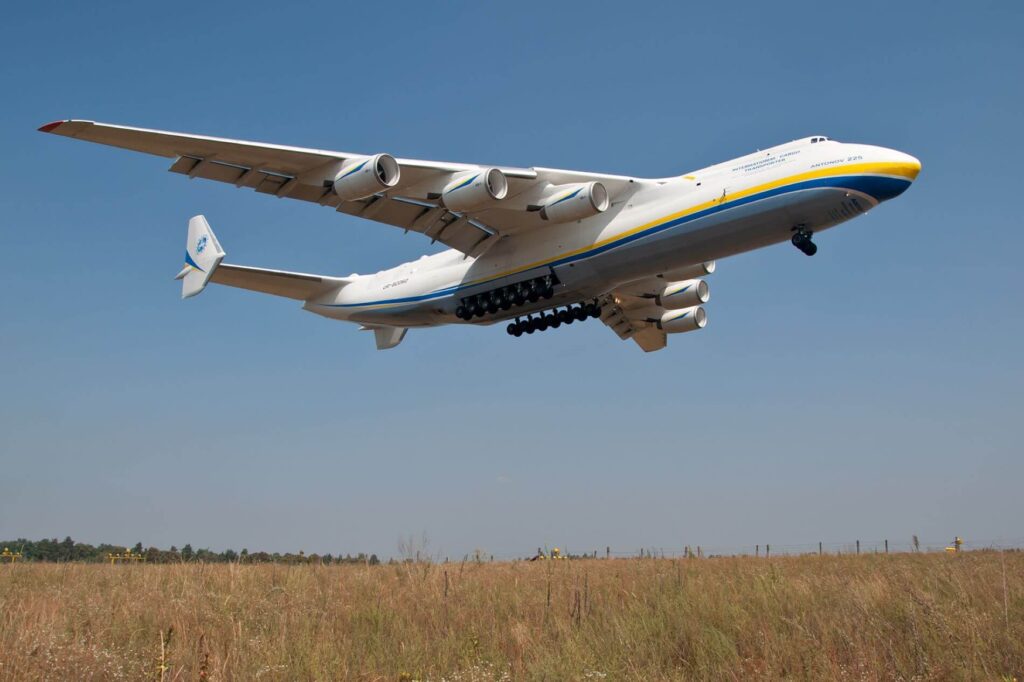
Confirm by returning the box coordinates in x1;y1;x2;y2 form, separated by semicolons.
176;215;225;298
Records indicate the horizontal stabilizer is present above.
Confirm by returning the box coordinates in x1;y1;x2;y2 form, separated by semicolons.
177;215;352;300
211;264;351;300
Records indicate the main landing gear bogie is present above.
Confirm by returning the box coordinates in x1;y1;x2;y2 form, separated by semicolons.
791;227;818;256
455;275;557;321
506;301;602;337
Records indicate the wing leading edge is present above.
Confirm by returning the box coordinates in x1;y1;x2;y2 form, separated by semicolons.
39;119;647;257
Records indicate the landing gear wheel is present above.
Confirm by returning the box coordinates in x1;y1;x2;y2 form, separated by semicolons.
558;309;573;324
791;228;816;256
573;306;587;322
506;323;517;336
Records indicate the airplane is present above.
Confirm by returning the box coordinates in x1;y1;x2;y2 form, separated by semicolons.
38;120;920;351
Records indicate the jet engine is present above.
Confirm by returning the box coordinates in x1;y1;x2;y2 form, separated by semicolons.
440;168;508;211
332;154;400;201
658;306;707;333
540;182;610;222
661;261;715;281
655;279;709;309
629;304;708;334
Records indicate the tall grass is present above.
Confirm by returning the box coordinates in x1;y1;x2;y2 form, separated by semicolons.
0;552;1021;680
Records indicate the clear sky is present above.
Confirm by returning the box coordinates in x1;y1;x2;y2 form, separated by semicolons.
1;2;1021;559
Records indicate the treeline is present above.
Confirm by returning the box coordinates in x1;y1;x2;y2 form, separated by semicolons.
1;537;380;565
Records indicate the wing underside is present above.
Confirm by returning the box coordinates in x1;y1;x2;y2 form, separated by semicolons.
41;119;645;257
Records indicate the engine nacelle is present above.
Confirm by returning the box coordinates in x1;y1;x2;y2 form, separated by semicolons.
332;154;400;201
440;168;508;211
655;279;709;310
658;305;707;334
540;182;609;223
661;261;715;281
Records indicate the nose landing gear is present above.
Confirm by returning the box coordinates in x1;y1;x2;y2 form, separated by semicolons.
791;227;817;256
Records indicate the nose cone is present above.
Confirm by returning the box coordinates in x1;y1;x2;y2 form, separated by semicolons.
890;149;922;181
865;147;920;202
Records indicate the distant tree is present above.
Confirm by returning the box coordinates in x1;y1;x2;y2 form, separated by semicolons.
369;554;380;566
181;544;194;561
133;542;143;554
223;549;238;562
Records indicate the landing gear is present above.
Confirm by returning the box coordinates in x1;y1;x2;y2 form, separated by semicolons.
791;227;817;256
506;301;603;338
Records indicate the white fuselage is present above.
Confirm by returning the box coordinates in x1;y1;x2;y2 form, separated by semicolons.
304;137;920;327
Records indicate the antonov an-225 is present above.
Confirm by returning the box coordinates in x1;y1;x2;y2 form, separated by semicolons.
39;120;920;351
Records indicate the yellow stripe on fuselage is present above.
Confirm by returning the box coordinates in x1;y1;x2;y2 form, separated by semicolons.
358;160;918;310
470;160;919;285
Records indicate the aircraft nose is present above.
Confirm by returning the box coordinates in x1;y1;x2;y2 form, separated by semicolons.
893;150;921;180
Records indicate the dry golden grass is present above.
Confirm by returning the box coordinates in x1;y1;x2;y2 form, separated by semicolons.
0;552;1021;680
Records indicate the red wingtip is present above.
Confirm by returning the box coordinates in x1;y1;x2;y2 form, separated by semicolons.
38;120;65;133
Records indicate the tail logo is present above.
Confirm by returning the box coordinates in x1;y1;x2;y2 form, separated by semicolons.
195;235;208;255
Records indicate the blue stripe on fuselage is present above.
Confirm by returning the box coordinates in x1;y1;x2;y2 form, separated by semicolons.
322;174;910;309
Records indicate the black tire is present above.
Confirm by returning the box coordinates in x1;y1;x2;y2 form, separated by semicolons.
542;287;554;300
545;313;559;328
558;309;573;324
456;306;468;320
791;233;805;248
574;306;587;322
803;241;818;256
506;323;517;335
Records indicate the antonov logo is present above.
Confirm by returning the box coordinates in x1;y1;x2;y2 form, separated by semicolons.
195;235;208;255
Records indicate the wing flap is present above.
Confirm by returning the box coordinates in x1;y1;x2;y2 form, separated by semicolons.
40;119;650;255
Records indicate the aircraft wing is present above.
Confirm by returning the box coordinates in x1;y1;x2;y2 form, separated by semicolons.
599;294;668;353
39;119;646;257
598;264;714;352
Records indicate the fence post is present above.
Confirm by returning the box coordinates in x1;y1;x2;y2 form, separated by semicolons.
819;541;823;556
766;544;770;558
885;539;888;554
756;545;759;557
606;546;610;559
856;540;860;555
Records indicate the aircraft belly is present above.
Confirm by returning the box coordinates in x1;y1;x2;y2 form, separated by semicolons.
582;187;870;285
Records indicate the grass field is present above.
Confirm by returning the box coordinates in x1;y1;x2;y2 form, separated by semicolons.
0;552;1021;680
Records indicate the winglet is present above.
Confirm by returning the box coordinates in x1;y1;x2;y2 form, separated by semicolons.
179;215;226;298
38;120;66;133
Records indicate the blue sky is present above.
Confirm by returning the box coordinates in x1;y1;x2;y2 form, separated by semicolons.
1;1;1021;559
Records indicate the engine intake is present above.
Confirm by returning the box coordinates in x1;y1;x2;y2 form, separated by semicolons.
658;306;707;334
655;279;709;310
332;154;400;201
440;168;508;212
661;261;715;281
540;182;609;223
